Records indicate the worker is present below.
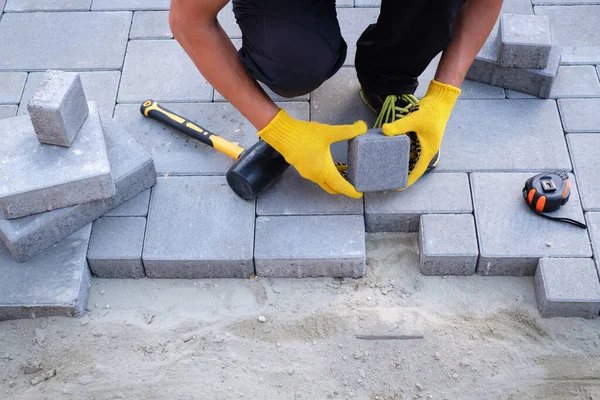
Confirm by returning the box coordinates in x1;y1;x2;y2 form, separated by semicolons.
169;0;503;198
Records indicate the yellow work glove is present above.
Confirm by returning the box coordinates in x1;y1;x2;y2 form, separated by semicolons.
258;109;367;198
382;79;461;188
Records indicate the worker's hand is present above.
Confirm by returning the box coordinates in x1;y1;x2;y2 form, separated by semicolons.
258;109;367;198
382;80;461;188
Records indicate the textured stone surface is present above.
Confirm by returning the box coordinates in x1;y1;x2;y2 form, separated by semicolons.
586;213;600;274
130;11;172;39
535;258;600;319
257;168;363;216
437;100;571;172
535;5;600;64
0;224;91;321
88;217;146;279
508;65;600;98
419;214;479;276
0;103;115;219
254;215;366;278
472;173;592;276
337;8;379;67
347;128;410;191
92;0;169;10
27;70;89;147
4;0;91;11
0;12;131;70
499;14;551;69
114;101;307;175
558;99;600;133
0;119;156;262
143;176;255;279
19;71;120;120
104;189;151;217
365;173;472;232
118;40;212;102
568;135;600;211
0;105;16;119
0;72;26;104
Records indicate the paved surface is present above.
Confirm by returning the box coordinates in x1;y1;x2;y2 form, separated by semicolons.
0;0;600;319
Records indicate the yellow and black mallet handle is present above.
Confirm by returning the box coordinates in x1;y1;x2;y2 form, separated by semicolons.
140;100;245;160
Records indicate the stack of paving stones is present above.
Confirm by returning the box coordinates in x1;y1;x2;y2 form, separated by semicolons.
0;70;156;320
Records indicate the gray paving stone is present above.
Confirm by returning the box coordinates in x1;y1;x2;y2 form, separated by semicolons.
87;217;146;279
114;101;307;175
256;168;363;216
27;71;89;147
558;98;600;133
535;5;600;64
337;8;378;67
354;0;379;6
0;0;5;13
104;189;151;217
18;71;120;120
438;99;571;172
336;0;354;6
502;0;535;14
0;72;26;104
92;0;169;10
254;215;366;278
218;2;242;39
0;103;115;219
0;119;156;262
534;258;600;319
0;105;16;119
130;11;172;39
472;173;592;276
0;12;131;70
586;212;600;271
567;135;600;212
143;176;255;279
4;0;91;11
365;173;472;232
118;40;212;102
0;224;91;321
418;214;479;276
507;65;600;99
347;128;410;191
499;14;551;69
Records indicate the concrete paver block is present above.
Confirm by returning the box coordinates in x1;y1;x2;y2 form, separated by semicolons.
534;258;600;319
347;128;410;191
19;71;120;120
586;212;600;276
104;189;151;217
0;72;27;104
0;103;115;219
438;99;571;173
118;40;212;102
508;65;600;98
418;214;479;276
0;224;92;321
567;135;600;212
0;105;17;120
0;12;131;70
472;173;592;276
0;119;156;262
558;98;600;133
365;173;473;232
27;70;89;147
337;8;379;67
4;0;91;11
499;14;551;69
87;217;146;279
130;11;172;39
143;176;255;279
254;215;366;278
218;2;242;39
92;0;169;10
114;101;307;175
256;168;363;216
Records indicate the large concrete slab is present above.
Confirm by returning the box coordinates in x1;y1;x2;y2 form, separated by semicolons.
254;215;366;278
4;0;91;11
549;66;600;98
114;101;307;175
365;173;473;232
0;224;92;321
558;99;600;133
437;100;571;172
118;40;212;103
535;5;600;64
568;135;600;212
92;0;169;10
18;71;120;120
0;12;131;70
0;72;26;104
0;103;115;219
143;176;255;279
104;189;150;217
472;173;592;276
0;119;156;262
256;168;363;216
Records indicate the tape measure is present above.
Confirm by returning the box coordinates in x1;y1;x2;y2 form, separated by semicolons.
523;172;586;229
